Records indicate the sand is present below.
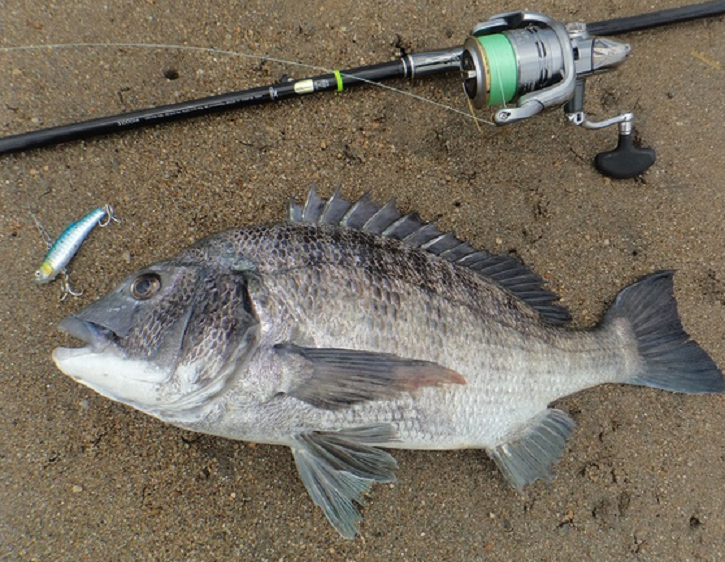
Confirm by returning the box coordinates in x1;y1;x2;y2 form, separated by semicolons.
2;1;725;560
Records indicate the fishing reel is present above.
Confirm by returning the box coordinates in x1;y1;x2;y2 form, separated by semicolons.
460;11;656;179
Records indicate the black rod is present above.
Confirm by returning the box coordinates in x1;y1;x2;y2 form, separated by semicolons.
0;60;408;155
2;1;724;155
588;0;725;36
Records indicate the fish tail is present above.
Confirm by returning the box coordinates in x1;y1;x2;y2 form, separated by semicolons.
604;270;724;394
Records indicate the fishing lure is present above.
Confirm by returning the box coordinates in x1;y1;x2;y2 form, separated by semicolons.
33;204;118;299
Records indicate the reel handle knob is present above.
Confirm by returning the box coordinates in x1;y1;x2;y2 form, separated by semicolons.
594;133;656;179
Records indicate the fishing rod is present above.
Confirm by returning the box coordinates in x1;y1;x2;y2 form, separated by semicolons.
2;2;724;179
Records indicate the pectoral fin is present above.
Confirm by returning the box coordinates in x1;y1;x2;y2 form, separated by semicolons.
489;408;575;490
275;343;466;410
290;424;398;539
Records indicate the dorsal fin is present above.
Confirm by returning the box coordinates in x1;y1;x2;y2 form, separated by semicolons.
288;188;570;324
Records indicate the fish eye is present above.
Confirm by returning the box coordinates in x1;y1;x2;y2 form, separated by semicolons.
130;273;162;300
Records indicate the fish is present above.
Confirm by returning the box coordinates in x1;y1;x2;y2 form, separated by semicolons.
52;187;724;538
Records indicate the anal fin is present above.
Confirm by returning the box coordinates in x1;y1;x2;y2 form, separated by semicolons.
291;424;398;539
489;409;575;490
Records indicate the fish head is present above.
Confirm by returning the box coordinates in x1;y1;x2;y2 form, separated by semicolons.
52;259;261;422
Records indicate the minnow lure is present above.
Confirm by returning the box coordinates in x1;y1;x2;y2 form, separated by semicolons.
33;204;117;299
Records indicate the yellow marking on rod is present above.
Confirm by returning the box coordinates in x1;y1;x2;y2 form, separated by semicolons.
293;79;315;94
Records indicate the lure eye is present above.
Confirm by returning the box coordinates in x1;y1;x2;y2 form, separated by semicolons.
130;273;161;300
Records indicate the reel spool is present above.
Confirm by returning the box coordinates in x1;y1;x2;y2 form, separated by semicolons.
460;11;656;179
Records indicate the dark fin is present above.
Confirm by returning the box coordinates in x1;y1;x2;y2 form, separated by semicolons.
291;424;398;539
288;188;570;324
341;194;381;229
301;184;326;223
604;270;725;393
362;199;401;235
468;254;571;325
317;188;350;225
438;241;478;262
288;185;333;224
456;250;493;268
381;212;426;240
489;409;575;490
402;222;444;248
276;343;466;410
288;195;303;222
421;232;465;255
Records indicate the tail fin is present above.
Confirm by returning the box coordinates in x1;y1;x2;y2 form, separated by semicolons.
604;270;724;394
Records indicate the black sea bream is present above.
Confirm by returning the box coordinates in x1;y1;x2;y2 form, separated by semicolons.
53;188;724;537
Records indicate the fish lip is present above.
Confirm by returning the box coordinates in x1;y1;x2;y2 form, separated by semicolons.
52;345;99;363
58;316;115;353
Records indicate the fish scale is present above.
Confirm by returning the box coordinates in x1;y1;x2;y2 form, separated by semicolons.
52;188;724;538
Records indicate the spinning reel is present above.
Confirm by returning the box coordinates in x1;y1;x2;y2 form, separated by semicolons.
460;11;656;179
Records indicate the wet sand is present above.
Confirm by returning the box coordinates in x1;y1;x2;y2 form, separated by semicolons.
2;1;725;560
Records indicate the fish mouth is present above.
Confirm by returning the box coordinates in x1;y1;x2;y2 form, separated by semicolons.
53;316;117;360
52;315;171;410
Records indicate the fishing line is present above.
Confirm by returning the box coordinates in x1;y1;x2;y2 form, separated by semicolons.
29;209;53;249
0;42;495;125
2;2;724;177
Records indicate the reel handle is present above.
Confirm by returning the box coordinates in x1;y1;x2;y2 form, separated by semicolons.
595;133;657;179
567;109;657;179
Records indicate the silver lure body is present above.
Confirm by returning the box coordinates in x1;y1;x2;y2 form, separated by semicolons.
52;189;724;538
35;205;111;283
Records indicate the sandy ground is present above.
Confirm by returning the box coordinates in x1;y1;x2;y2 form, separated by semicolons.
2;1;725;560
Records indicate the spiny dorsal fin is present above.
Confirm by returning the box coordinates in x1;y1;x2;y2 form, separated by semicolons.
288;188;570;324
